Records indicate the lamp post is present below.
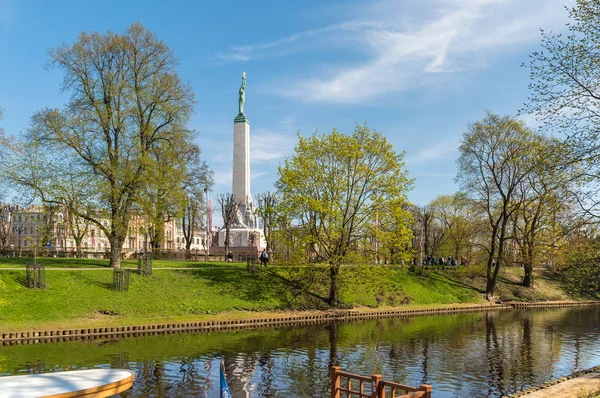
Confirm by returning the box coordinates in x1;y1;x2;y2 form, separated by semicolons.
204;185;210;261
16;226;23;257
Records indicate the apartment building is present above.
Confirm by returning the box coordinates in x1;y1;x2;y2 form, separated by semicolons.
6;206;207;253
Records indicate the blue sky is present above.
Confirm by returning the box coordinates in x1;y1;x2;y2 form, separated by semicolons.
0;0;573;207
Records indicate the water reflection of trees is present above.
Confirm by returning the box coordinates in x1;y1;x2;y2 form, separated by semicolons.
2;307;599;397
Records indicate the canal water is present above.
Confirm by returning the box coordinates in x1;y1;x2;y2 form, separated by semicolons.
1;307;599;397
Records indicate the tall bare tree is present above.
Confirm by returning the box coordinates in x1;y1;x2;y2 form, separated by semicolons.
0;203;18;247
457;112;537;299
413;205;444;257
6;23;194;267
181;147;212;253
218;193;242;256
256;191;278;257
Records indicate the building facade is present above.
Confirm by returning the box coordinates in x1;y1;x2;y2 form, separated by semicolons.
6;206;207;254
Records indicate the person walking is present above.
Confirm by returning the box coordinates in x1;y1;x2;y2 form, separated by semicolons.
259;249;269;267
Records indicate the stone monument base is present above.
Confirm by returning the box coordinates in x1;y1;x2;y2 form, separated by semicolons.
217;227;265;252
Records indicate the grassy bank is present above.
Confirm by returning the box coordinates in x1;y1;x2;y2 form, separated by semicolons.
0;258;583;332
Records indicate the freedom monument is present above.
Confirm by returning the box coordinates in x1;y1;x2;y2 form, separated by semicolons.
217;73;265;252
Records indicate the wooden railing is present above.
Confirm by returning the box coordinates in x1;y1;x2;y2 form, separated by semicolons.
331;366;432;398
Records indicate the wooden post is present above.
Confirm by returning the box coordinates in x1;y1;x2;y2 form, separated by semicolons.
420;384;432;398
331;366;341;398
371;374;383;398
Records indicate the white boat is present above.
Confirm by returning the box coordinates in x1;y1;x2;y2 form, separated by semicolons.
0;368;135;398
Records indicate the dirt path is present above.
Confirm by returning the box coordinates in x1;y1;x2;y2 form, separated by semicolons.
521;373;600;398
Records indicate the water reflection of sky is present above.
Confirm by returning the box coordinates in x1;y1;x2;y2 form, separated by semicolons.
1;307;599;397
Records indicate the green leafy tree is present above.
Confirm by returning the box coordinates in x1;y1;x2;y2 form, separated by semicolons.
7;23;194;268
457;113;537;298
561;235;600;297
429;193;479;261
373;199;413;264
512;138;577;287
524;0;600;216
276;124;412;306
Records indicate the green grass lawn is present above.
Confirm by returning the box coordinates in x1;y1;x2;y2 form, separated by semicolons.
0;260;487;331
0;258;579;332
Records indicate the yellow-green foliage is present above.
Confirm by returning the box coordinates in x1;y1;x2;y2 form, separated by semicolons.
276;124;413;304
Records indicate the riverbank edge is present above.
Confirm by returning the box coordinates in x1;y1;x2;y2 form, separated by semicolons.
1;300;598;346
503;365;600;398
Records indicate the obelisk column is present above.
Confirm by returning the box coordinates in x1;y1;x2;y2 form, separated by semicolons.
233;72;251;205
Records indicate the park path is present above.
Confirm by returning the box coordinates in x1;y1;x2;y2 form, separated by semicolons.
521;372;600;397
0;267;242;271
0;265;293;270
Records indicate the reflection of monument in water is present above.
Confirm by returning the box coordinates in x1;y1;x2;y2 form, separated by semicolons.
218;73;265;253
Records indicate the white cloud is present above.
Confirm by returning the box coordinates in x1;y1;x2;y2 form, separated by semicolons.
251;171;269;181
217;22;374;62
219;0;573;103
406;138;459;166
250;128;297;163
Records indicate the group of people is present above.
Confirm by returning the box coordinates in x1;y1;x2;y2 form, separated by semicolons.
227;249;270;266
418;255;468;266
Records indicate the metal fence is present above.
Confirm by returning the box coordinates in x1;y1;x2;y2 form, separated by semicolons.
25;262;45;289
112;269;131;292
137;253;153;277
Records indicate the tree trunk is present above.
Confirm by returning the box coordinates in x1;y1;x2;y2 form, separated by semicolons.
522;267;533;288
488;219;509;298
328;264;340;307
522;241;534;288
485;226;498;299
109;233;124;268
224;227;230;258
75;238;83;259
454;240;460;261
153;217;165;249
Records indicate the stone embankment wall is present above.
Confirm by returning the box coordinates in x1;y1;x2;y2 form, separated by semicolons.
1;300;598;347
1;304;511;346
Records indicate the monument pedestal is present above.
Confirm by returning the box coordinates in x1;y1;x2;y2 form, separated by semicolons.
217;227;265;255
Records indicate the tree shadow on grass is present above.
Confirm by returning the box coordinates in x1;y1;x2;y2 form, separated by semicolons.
187;266;329;307
13;273;28;288
262;268;329;305
186;267;286;303
64;270;113;290
496;276;522;287
420;271;485;294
